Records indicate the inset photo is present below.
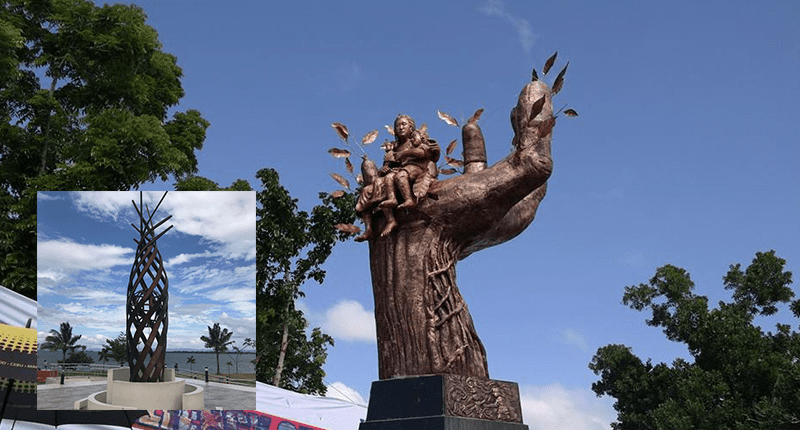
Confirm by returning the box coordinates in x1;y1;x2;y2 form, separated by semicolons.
37;191;256;410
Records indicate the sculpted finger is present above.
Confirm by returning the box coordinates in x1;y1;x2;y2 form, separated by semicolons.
462;122;487;174
512;80;553;148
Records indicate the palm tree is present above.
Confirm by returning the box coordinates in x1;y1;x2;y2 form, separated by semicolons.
40;322;85;362
98;348;110;366
200;323;234;374
187;355;196;373
226;361;233;376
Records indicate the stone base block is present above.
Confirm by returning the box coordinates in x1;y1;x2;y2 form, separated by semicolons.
359;375;528;430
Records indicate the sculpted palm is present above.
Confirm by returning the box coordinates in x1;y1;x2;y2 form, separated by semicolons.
201;323;234;374
41;322;85;362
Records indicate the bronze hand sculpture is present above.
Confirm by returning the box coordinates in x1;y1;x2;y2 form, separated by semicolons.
360;80;554;380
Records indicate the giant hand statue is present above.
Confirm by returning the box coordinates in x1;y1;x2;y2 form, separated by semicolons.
361;79;554;380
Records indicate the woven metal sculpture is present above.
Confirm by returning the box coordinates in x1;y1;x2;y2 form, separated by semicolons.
126;192;173;382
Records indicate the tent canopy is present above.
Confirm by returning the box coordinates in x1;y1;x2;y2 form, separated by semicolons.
0;286;36;329
257;382;367;430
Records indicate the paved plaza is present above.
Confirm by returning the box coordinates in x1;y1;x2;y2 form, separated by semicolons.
37;379;256;410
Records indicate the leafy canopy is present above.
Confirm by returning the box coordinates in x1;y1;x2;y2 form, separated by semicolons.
174;175;253;191
63;349;94;364
255;167;356;394
0;0;209;298
590;251;800;429
101;332;127;366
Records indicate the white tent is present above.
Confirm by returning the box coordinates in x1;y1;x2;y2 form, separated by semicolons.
0;286;36;329
257;382;367;430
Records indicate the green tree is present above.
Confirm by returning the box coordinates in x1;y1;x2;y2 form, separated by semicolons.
226;342;247;375
0;0;209;299
63;349;94;364
100;332;127;366
201;322;234;375
256;167;356;394
174;175;253;191
590;251;800;429
186;355;196;373
40;322;84;362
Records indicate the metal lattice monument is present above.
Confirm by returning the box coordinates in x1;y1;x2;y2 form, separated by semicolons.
126;192;173;382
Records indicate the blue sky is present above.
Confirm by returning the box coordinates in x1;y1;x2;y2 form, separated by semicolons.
37;191;256;352
107;1;800;428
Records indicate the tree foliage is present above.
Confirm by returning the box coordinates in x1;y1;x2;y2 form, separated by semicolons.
256;167;356;394
101;331;127;366
174;175;253;191
590;251;800;429
0;0;209;298
63;349;93;364
40;322;84;362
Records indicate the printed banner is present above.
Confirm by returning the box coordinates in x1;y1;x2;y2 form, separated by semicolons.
133;410;326;430
0;323;37;414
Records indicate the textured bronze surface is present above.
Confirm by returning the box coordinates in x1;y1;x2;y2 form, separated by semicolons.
444;375;523;423
361;80;554;379
126;192;173;382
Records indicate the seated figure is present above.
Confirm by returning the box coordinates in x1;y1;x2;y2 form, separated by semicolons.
379;115;440;211
356;114;440;240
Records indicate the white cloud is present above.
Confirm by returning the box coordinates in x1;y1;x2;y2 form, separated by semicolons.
56;286;126;306
82;333;115;350
320;300;376;342
37;302;126;336
71;191;138;222
70;191;256;261
167;250;216;266
36;281;56;296
521;384;614;430
561;328;590;352
37;192;63;201
208;286;256;316
38;239;133;274
173;263;255;297
326;382;367;406
479;0;535;54
163;191;256;261
171;304;221;327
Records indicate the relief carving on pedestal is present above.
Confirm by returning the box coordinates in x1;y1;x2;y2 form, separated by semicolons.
444;375;523;423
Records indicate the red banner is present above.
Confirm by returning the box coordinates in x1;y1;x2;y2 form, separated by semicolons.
133;410;327;430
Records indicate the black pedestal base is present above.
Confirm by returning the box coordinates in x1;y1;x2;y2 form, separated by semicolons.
359;375;528;430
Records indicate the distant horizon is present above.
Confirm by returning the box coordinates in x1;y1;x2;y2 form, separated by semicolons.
38;348;258;374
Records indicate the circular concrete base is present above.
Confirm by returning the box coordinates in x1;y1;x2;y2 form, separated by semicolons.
82;383;203;410
75;368;204;410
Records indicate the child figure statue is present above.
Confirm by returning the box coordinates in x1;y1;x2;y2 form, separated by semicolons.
354;159;397;241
